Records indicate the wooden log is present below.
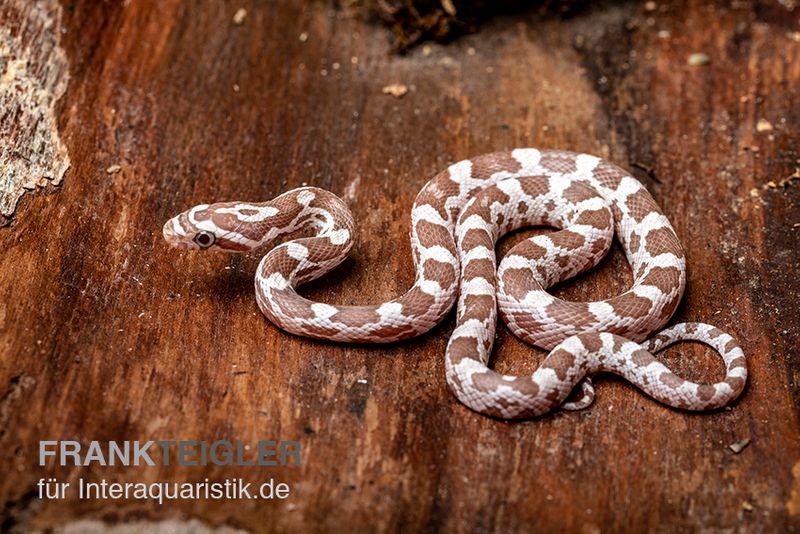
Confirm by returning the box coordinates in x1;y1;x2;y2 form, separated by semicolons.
1;0;798;531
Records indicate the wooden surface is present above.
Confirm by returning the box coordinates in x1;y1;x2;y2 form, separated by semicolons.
2;0;799;531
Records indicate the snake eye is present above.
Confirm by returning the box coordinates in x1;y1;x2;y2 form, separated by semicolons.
194;231;215;248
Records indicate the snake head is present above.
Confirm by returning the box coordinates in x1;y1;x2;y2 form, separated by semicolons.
163;203;255;252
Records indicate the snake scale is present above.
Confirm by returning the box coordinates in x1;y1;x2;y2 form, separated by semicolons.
163;149;747;418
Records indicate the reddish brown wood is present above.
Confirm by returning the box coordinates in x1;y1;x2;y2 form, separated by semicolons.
1;0;799;531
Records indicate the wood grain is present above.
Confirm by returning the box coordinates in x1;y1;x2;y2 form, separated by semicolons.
1;0;799;531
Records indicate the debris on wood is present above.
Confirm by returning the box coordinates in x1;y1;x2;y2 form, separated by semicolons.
233;8;247;25
782;168;800;187
382;83;409;98
441;0;457;16
687;53;711;66
299;31;309;42
756;119;773;132
746;168;799;201
350;0;586;52
105;164;122;174
728;438;750;454
741;501;754;512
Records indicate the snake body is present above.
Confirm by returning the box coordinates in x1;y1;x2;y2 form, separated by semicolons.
163;149;747;418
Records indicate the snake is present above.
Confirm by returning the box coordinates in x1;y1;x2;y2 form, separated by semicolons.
163;149;747;418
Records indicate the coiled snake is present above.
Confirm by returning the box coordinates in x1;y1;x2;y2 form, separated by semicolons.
163;149;747;418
